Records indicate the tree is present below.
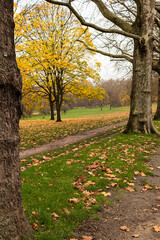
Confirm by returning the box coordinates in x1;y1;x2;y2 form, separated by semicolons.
45;0;157;133
153;6;160;119
16;3;101;121
0;0;31;239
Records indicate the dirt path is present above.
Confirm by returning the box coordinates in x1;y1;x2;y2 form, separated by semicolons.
75;149;160;240
20;120;127;159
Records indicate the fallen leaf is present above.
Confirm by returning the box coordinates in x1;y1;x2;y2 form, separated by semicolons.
140;172;146;176
126;187;135;192
153;226;160;232
69;198;80;203
101;192;111;197
51;212;59;221
128;183;135;186
157;196;160;201
144;184;152;189
63;208;70;215
132;234;140;238
32;223;38;230
84;181;96;187
82;236;93;240
120;226;130;232
111;182;117;187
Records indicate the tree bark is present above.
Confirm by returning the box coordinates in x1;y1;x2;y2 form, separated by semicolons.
0;1;32;239
154;77;160;120
49;95;55;120
56;101;62;122
125;0;155;133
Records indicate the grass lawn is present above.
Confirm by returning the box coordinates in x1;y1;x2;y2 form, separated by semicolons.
21;106;130;121
21;120;160;240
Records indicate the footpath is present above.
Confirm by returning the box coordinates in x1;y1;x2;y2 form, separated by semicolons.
20;120;127;159
75;149;160;240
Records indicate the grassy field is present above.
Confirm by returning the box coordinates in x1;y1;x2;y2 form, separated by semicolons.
21;106;130;121
21;123;160;240
20;106;160;239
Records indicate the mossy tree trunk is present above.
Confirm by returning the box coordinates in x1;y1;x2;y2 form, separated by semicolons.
154;77;160;120
125;0;155;133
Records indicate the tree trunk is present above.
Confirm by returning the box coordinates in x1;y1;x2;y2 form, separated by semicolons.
0;1;32;239
154;77;160;120
49;99;55;120
125;0;155;133
56;101;62;122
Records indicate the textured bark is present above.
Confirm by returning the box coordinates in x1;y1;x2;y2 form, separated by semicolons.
56;101;62;122
49;94;55;120
154;77;160;120
125;0;155;133
0;1;32;239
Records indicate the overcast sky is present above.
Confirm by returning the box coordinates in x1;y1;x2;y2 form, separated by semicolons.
17;0;131;81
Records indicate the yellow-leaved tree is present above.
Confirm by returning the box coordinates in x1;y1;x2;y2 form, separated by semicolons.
15;2;103;121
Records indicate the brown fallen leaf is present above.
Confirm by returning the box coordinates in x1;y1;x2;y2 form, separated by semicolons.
84;181;96;187
157;196;160;201
120;226;130;232
51;212;59;221
153;226;160;232
144;184;152;189
63;207;70;215
132;234;140;238
32;222;38;230
110;182;117;187
82;236;93;240
128;182;135;186
101;192;111;197
126;187;135;192
69;198;80;203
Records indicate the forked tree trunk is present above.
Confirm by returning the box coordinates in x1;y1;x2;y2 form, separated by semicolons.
0;1;32;239
125;0;155;133
154;77;160;120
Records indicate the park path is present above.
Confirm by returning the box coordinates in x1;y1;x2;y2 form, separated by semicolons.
75;147;160;240
20;120;127;159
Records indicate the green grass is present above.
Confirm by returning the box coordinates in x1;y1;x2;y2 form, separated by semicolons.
21;126;160;240
21;106;130;121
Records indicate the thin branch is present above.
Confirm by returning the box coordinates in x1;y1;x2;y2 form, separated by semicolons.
78;40;133;63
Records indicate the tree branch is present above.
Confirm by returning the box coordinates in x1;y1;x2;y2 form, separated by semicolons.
45;0;140;40
78;40;133;63
91;0;132;33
